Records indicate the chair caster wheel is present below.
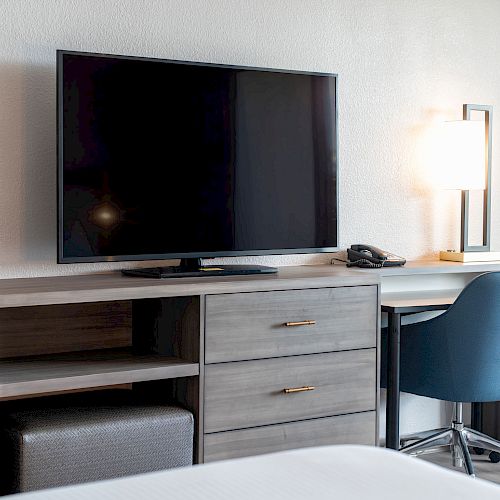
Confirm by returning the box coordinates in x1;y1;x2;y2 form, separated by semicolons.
489;451;500;463
474;447;485;455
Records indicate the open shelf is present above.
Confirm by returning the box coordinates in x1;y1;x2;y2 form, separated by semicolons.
0;348;199;399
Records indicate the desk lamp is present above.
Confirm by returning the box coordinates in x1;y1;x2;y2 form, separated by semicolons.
440;104;496;262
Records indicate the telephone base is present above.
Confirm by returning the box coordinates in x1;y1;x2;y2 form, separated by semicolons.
439;250;500;263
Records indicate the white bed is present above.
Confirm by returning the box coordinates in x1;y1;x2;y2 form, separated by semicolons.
8;445;500;499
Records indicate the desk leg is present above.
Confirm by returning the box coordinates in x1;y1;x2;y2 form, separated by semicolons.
386;312;401;450
471;402;483;432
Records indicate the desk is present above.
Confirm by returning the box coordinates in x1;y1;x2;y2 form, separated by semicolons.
381;289;460;450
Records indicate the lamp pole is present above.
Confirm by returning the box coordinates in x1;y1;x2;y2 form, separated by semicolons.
460;104;493;252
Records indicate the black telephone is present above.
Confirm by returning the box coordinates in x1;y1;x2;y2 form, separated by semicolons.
347;244;406;268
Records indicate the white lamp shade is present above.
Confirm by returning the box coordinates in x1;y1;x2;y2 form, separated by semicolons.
438;120;486;190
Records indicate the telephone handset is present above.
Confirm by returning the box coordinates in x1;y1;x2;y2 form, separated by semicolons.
347;244;406;268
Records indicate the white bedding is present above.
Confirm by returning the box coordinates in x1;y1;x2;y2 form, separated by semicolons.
9;445;500;499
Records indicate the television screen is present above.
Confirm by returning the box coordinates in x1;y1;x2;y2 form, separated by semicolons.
58;51;338;263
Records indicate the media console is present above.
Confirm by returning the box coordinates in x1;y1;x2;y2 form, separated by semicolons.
0;266;379;465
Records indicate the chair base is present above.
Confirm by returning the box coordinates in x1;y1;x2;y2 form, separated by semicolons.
400;423;500;477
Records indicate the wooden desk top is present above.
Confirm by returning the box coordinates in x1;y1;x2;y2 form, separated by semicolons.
381;289;460;314
0;265;379;309
2;258;492;309
347;259;500;277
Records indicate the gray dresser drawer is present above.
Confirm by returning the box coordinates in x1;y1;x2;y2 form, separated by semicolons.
204;411;376;462
204;349;376;433
205;286;377;363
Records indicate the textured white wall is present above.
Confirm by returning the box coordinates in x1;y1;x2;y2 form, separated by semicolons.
1;0;500;278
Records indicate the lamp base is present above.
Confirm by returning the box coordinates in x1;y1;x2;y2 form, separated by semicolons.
439;250;500;263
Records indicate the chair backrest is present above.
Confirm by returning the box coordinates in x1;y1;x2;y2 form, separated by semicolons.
399;271;500;402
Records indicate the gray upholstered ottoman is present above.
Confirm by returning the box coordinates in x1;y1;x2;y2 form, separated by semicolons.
0;402;194;494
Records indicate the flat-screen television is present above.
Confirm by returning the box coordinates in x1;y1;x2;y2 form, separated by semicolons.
58;50;338;275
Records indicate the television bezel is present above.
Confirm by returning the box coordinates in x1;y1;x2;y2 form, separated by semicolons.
57;49;339;264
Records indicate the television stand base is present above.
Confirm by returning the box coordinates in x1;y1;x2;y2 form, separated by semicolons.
122;260;278;279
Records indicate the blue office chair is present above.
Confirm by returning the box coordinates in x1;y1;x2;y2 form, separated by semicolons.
383;271;500;476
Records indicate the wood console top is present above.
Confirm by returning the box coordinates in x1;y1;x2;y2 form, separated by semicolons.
0;266;379;308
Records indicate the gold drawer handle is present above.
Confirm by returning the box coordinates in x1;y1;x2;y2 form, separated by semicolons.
283;386;316;394
283;320;316;327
